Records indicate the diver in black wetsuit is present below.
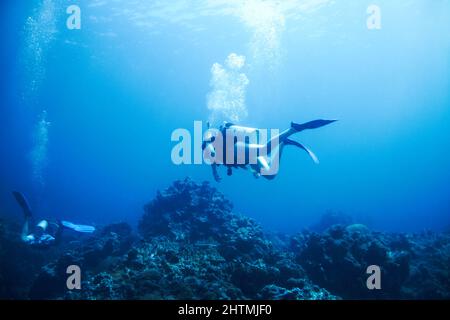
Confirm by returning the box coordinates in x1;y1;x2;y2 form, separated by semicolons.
202;119;337;182
12;191;96;248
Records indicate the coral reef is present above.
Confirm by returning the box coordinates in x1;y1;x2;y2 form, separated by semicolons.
76;178;333;300
0;178;449;300
291;225;409;299
0;219;56;299
310;210;353;233
291;224;450;299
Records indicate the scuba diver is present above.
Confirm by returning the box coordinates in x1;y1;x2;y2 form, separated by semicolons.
202;119;337;182
12;191;95;248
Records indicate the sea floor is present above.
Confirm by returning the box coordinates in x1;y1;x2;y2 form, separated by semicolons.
1;179;449;300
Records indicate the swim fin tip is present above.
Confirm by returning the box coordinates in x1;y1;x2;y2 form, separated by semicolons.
291;119;337;132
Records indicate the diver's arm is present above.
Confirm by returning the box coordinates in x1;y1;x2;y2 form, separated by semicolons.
212;163;221;182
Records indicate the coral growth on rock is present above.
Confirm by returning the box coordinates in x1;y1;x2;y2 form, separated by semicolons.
0;178;449;300
291;225;409;299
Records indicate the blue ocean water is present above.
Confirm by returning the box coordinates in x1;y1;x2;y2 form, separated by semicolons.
1;0;450;234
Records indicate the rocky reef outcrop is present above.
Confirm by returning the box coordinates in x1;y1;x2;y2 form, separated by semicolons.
291;224;450;299
0;178;449;300
75;178;334;300
291;225;409;299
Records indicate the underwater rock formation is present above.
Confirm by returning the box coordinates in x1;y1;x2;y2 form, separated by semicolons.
310;210;354;232
109;178;334;299
0;178;449;300
291;224;450;299
291;225;409;299
259;284;336;300
400;232;450;299
0;219;55;299
139;179;272;261
29;222;135;299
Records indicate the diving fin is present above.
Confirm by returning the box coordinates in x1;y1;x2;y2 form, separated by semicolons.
285;139;319;164
12;191;32;218
61;221;96;233
291;119;337;132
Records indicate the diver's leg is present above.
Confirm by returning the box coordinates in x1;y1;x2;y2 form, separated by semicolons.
21;216;30;242
12;191;32;218
264;128;294;154
257;141;286;178
261;127;296;156
13;192;33;241
264;119;337;154
257;120;336;178
284;138;319;164
53;221;64;245
291;119;337;132
260;139;319;180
